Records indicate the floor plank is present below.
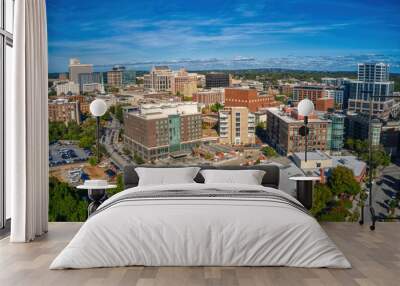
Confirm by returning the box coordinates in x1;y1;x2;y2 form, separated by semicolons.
0;222;399;286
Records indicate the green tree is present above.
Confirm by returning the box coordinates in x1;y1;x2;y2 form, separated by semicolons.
123;147;131;156
328;166;361;196
133;152;145;165
79;136;95;149
88;156;98;166
261;146;278;157
48;177;88;222
311;183;333;217
115;105;124;123
210;102;224;113
360;148;391;169
101;111;112;121
48;90;57;97
107;174;124;197
345;138;354;150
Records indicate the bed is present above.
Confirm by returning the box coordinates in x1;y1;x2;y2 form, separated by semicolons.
50;165;351;269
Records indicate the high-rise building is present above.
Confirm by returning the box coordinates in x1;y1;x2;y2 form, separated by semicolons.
358;63;390;82
123;102;202;161
144;66;173;91
348;63;395;117
48;99;80;124
224;88;278;112
205;73;231;88
266;107;331;155
171;69;198;97
219;107;255;145
68;58;93;84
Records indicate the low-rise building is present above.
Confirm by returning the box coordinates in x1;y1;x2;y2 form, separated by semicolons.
292;151;367;182
219;107;255;145
55;81;80;95
316;97;334;112
192;89;225;106
292;85;325;105
292;150;332;170
123;102;202;161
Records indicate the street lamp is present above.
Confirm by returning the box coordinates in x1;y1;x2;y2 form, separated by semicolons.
298;99;315;162
90;99;108;163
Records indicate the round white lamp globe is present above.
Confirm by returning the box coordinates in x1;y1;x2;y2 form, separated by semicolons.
297;99;315;116
90;99;107;117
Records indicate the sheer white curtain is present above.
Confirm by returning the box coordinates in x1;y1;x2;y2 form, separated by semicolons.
7;0;48;242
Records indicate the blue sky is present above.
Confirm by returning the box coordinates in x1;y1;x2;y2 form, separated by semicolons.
47;0;400;73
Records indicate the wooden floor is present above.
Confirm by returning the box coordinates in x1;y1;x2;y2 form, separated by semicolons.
0;222;399;286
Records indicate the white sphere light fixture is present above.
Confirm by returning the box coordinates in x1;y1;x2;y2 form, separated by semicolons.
90;99;108;117
297;98;315;116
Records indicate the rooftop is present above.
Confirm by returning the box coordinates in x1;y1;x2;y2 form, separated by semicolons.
293;150;331;161
266;107;331;124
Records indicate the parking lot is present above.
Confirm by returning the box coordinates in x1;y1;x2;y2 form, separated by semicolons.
49;142;90;166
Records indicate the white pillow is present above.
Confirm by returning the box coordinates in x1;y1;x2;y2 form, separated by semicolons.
200;169;266;185
135;167;201;186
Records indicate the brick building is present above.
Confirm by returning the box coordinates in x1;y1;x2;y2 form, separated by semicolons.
316;97;335;112
192;89;225;106
123;102;202;161
292;86;325;105
266;107;331;155
48;99;80;124
224;88;278;112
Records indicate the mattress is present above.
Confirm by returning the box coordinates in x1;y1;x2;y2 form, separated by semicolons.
50;183;351;269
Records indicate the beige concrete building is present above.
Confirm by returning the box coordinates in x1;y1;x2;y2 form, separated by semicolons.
171;69;198;97
219;107;255;145
292;150;333;169
144;66;173;91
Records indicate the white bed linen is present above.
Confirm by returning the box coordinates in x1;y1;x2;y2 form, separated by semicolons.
50;183;351;269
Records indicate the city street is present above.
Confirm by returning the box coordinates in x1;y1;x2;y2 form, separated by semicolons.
370;163;400;220
102;117;131;169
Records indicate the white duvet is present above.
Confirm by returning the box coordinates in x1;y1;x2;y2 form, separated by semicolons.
50;183;351;269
